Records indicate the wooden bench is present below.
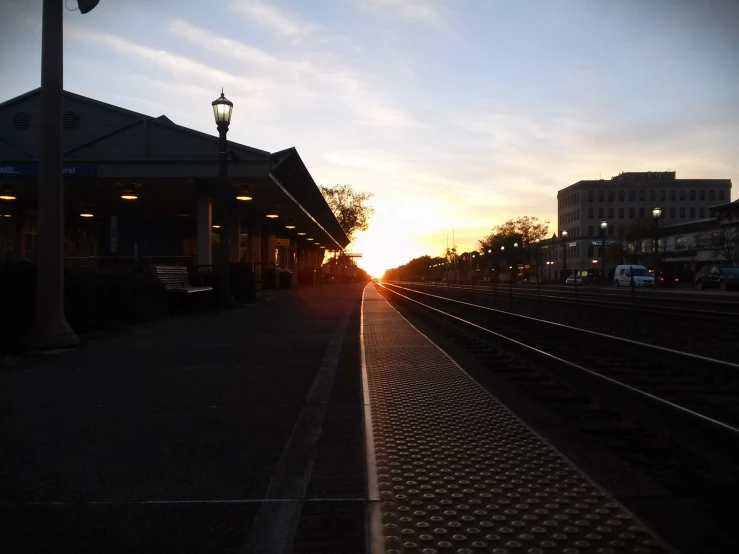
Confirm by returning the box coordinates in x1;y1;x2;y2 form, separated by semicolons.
153;265;213;294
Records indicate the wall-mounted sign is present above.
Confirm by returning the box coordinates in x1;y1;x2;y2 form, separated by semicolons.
346;253;363;257
276;238;290;247
0;163;97;177
591;240;615;246
568;241;577;247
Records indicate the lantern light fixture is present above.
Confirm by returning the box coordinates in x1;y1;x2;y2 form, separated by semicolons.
212;88;233;128
652;206;662;219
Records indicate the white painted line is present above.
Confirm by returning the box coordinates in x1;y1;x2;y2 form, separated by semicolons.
242;301;355;554
360;283;383;554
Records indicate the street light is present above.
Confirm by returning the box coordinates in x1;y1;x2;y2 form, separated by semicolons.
212;88;236;307
600;220;608;285
27;0;103;348
652;207;662;286
561;230;568;281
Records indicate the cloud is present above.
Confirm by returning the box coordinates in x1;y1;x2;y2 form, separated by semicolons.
230;0;317;36
167;19;418;129
361;0;442;23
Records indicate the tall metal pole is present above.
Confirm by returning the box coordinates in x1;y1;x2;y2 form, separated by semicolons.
601;230;607;285
562;238;568;280
27;0;78;349
654;218;660;289
217;125;236;306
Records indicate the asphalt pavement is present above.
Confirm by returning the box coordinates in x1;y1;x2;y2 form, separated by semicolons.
0;282;368;553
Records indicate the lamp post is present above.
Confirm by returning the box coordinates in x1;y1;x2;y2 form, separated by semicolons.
600;220;608;285
212;89;236;306
652;207;662;287
561;230;568;281
27;0;101;348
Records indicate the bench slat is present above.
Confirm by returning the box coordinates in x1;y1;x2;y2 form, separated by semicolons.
152;265;213;294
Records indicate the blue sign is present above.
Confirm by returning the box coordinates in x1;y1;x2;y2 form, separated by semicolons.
0;163;97;177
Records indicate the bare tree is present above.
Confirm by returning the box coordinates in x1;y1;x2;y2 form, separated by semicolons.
319;184;375;242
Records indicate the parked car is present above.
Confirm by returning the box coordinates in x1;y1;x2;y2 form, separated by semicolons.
694;265;739;291
565;275;584;285
657;271;680;288
613;265;655;287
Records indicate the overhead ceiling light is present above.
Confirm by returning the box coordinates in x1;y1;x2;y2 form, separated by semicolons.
235;186;252;201
79;205;94;218
265;206;279;219
121;186;138;200
177;205;190;217
307;237;314;241
285;224;296;229
297;232;306;236
212;224;221;229
0;204;12;218
0;185;17;201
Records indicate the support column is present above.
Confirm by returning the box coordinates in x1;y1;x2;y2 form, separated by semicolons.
250;221;262;294
196;195;212;268
229;211;240;262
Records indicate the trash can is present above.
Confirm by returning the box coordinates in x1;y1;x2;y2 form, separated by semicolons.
230;262;255;303
278;270;293;289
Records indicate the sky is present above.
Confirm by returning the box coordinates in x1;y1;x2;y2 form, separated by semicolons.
1;0;738;276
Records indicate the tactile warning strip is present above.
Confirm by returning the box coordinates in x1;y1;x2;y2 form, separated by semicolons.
362;285;670;554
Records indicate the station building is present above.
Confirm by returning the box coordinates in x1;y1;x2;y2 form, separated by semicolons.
549;171;732;280
0;88;349;287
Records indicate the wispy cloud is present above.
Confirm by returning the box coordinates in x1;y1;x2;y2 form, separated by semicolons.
167;19;418;129
360;0;443;23
230;0;317;37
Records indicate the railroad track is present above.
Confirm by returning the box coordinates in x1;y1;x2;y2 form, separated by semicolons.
377;281;739;550
392;281;739;362
395;280;739;320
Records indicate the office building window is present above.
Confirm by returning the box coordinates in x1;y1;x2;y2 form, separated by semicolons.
588;225;593;237
676;236;687;250
639;190;645;201
629;207;635;219
608;207;614;218
680;207;686;218
618;190;625;201
618;207;624;219
680;190;686;201
588;207;593;219
699;189;705;201
709;189;715;201
670;207;676;218
699;207;705;218
608;191;614;201
689;189;695;200
588;190;593;202
608;225;614;236
719;189;725;201
689;207;695;218
639;207;645;218
649;190;656;201
628;190;635;201
659;190;666;201
598;207;604;219
598;190;604;201
670;190;676;201
587;247;593;257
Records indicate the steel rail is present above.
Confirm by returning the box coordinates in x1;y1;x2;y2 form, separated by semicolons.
378;282;739;439
402;281;739;319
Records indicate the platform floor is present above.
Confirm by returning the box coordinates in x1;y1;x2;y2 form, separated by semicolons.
361;284;671;554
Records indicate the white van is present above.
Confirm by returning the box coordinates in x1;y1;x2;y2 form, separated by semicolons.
613;265;655;287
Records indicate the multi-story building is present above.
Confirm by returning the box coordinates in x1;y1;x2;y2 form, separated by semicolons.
551;171;732;280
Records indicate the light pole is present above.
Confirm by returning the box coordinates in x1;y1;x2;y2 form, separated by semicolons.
561;230;568;281
600;220;608;285
212;89;237;306
652;207;662;287
27;0;102;349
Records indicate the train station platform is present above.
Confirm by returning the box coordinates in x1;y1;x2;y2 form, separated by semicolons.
0;282;367;553
361;284;670;554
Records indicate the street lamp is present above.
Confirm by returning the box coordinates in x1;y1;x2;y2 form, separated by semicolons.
652;207;662;286
212;88;236;306
600;220;608;285
561;230;568;281
27;0;103;348
534;238;541;283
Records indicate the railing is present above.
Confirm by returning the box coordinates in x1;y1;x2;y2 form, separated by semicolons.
64;256;194;272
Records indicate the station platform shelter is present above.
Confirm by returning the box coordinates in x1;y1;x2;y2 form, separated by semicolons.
0;88;349;289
